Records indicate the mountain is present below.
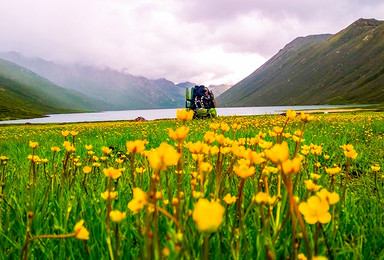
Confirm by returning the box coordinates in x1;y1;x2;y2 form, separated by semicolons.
208;84;232;97
176;82;196;88
0;52;185;110
0;58;109;120
217;18;384;107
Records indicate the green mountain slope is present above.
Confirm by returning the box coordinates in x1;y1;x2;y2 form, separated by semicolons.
217;18;384;107
0;52;185;110
0;58;108;120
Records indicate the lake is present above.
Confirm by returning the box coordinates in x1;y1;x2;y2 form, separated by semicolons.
0;105;349;124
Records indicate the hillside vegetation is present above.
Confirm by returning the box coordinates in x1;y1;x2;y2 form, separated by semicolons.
0;52;185;110
218;18;384;107
0;58;107;120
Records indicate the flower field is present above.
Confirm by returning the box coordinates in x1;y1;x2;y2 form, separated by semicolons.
1;110;384;259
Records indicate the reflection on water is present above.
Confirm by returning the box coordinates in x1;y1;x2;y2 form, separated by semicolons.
0;105;348;124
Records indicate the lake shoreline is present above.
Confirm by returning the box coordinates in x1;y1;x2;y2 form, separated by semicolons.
0;104;381;125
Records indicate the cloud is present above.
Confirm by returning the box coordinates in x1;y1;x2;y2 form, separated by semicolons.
0;0;383;85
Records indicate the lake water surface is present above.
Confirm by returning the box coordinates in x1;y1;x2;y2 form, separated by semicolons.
0;105;349;124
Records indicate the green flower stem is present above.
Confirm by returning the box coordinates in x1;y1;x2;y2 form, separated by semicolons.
203;233;209;260
106;178;114;260
320;223;334;260
294;123;307;157
341;157;351;206
130;152;136;188
314;222;320;256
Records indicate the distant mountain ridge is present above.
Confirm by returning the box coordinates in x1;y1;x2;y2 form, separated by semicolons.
208;84;232;97
0;58;108;120
0;52;186;110
217;18;384;107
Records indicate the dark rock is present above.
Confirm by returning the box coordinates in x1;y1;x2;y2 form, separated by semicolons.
135;117;146;122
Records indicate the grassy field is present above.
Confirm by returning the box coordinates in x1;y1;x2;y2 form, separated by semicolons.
0;110;384;259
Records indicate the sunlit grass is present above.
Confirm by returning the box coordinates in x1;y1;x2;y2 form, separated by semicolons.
1;111;384;259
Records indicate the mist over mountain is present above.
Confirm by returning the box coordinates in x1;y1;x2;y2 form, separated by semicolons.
0;58;109;120
0;52;186;110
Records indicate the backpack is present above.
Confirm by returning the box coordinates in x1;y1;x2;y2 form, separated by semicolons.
185;85;217;118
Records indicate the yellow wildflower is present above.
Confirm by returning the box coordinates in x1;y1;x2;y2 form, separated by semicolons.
273;126;283;134
193;199;224;233
61;130;69;137
102;146;112;154
209;145;220;155
325;166;341;176
27;155;40;162
176;109;194;121
231;123;241;130
259;141;273;149
223;193;237;205
74;220;89;240
29;141;38;149
282;132;292;139
292;135;305;143
233;159;255;178
311;144;323;155
286;109;297;119
169;126;189;142
281;157;301;174
103;167;122;179
253;192;275;205
192;191;203;199
246;150;265;164
297;253;307;260
51;147;61;152
310;173;321;180
101;190;118;200
209;123;220;131
316;189;339;205
204;131;216;144
147;143;180;171
115;158;124;164
70;131;79;137
85;145;93;150
263;166;279;176
265;142;289;164
298;196;331;224
128;188;147;213
82;166;92;174
304;180;322;191
300;112;314;122
63;141;75;152
371;165;381;172
136;167;145;174
186;141;206;154
220;123;230;132
312;256;328;260
340;144;354;151
344;149;358;159
199;162;212;174
126;140;147;153
110;210;126;222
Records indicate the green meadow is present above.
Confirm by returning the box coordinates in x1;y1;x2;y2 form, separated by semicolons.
0;111;384;259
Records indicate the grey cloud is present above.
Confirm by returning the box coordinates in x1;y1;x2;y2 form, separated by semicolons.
0;0;383;85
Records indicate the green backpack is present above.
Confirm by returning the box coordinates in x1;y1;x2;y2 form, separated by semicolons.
186;86;217;119
194;108;217;118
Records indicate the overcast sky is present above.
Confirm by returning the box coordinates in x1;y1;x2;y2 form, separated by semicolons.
0;0;383;85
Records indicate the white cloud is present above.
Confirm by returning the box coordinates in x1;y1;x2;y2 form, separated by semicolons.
0;0;383;85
